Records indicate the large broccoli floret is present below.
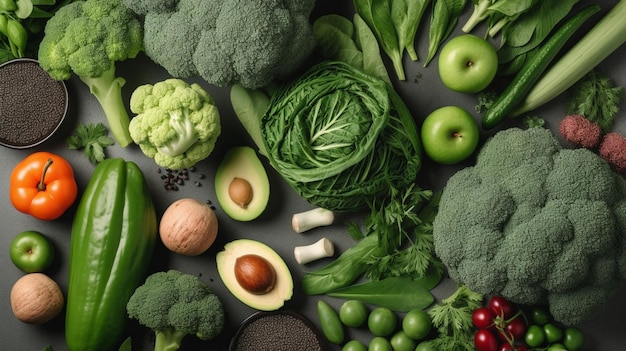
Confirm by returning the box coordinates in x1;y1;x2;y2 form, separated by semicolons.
128;78;221;170
126;270;225;351
433;127;626;325
122;0;316;89
38;0;143;147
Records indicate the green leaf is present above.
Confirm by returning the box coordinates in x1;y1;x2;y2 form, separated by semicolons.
424;0;467;67
327;277;435;312
67;123;114;164
568;69;624;132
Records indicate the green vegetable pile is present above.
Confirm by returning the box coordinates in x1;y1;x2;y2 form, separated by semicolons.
122;0;316;89
128;78;221;170
260;60;422;212
433;127;626;325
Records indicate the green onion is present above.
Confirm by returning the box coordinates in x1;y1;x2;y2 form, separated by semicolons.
512;0;626;117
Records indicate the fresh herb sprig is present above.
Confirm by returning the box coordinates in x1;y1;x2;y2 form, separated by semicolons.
568;69;624;132
426;284;483;350
67;122;114;164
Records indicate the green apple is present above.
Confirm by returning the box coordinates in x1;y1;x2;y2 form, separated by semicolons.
421;106;480;165
10;231;55;273
438;34;498;93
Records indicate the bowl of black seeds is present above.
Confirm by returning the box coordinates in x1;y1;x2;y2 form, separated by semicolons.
229;310;327;351
0;58;68;148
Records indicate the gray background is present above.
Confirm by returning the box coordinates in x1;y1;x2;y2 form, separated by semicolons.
1;1;625;350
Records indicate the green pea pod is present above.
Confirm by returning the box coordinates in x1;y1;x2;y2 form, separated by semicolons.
65;159;157;351
317;300;345;345
6;18;27;57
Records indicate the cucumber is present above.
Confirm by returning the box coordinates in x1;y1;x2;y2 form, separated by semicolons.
65;158;157;351
481;5;600;130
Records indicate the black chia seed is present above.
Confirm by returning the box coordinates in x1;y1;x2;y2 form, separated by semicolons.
0;59;67;147
232;312;325;351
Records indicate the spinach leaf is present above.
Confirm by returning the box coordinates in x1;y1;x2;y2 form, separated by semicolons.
313;14;391;84
424;0;467;67
391;0;431;61
354;0;406;79
327;277;435;312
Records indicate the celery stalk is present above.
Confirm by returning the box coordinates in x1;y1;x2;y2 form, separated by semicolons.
512;0;626;117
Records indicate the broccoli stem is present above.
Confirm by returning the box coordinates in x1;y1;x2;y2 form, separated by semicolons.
79;64;133;147
154;329;188;351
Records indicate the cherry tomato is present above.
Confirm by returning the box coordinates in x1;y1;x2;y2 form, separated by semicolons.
475;329;499;351
504;316;527;341
489;296;516;319
368;307;397;337
499;344;528;351
547;343;566;351
563;327;584;351
531;307;551;326
340;300;368;328
402;309;432;340
415;341;437;351
390;331;417;351
525;324;546;348
543;323;564;344
473;307;496;329
369;336;393;351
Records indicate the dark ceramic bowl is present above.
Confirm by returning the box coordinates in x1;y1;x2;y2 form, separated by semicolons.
0;58;68;149
229;310;327;351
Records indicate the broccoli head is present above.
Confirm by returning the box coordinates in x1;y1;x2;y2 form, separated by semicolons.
122;0;316;89
38;0;143;147
433;127;626;325
128;78;221;170
126;270;225;351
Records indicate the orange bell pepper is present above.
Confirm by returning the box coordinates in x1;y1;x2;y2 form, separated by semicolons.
10;152;78;220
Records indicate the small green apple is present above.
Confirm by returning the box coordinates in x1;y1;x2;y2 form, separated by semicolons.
10;231;55;273
421;106;480;165
438;34;498;93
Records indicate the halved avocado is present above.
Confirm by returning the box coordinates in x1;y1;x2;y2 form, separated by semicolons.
216;239;293;311
215;146;270;221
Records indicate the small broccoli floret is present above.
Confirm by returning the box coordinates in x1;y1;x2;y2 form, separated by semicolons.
128;78;221;170
433;127;626;325
122;0;316;89
126;270;225;351
38;0;143;147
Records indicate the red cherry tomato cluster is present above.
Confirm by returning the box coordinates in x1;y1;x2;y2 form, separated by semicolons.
473;298;586;351
473;296;528;351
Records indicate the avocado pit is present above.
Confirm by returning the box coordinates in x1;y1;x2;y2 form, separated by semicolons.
229;177;253;209
235;254;276;295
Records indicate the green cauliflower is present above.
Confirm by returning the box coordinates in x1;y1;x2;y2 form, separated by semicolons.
126;270;225;351
128;78;221;170
122;0;316;89
38;0;143;147
433;127;626;325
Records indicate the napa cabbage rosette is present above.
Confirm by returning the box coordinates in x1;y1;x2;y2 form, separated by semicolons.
260;61;422;212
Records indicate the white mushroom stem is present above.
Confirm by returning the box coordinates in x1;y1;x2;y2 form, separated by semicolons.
291;207;334;233
294;238;334;264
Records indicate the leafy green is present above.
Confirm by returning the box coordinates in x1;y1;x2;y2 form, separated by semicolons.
424;0;467;67
427;285;483;350
313;13;391;83
497;0;579;75
353;0;431;80
261;61;421;212
302;186;441;295
568;69;624;132
67;123;114;164
327;277;434;312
